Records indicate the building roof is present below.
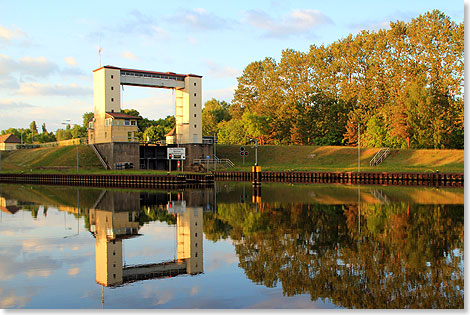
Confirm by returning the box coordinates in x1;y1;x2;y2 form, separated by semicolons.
105;112;142;120
0;134;21;144
93;65;202;78
165;127;176;137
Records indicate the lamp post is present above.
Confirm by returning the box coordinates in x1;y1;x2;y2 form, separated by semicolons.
250;138;258;166
358;123;360;173
62;120;80;174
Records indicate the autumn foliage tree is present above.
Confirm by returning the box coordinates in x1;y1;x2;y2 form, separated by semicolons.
217;10;463;149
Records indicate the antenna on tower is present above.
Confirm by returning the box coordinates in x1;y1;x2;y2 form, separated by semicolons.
98;32;103;67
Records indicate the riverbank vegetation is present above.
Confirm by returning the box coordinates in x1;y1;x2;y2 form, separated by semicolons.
203;10;463;149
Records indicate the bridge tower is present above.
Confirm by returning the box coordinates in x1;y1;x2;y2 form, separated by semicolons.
89;66;202;145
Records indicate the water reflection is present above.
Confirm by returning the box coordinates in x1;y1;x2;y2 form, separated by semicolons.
0;183;464;309
90;190;204;287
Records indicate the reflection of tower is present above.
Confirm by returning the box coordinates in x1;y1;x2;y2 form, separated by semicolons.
89;191;140;287
91;190;204;289
175;205;203;274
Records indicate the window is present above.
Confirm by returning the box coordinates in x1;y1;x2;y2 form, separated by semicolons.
194;114;196;118
111;86;114;90
194;104;196;107
194;93;196;96
131;120;136;126
194;82;196;86
194;124;197;128
111;98;114;102
124;120;130;126
111;75;114;79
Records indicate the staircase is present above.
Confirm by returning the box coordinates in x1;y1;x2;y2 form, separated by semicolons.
89;144;110;169
369;148;391;167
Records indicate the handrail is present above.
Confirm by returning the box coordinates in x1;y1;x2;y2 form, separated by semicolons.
90;144;110;169
370;148;391;166
193;158;234;169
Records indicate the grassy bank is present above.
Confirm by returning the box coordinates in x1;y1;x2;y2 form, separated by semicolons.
0;144;464;174
215;144;464;173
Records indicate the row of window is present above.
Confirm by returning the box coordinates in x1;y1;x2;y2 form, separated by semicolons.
120;71;185;82
104;119;137;126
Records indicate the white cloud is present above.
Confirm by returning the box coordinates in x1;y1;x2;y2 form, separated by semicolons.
205;60;240;79
203;86;236;104
0;54;17;75
64;57;77;67
244;9;333;38
0;98;35;110
18;82;92;96
0;55;58;78
19;56;58;77
151;26;169;39
0;25;28;43
170;8;232;31
187;35;198;45
122;50;137;60
67;267;80;276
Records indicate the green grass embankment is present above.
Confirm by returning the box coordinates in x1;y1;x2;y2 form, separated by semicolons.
0;145;103;173
0;144;464;174
215;144;464;173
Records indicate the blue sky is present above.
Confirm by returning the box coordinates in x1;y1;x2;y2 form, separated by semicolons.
0;0;464;132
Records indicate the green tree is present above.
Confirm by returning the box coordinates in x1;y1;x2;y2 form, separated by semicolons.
82;112;94;128
202;98;231;136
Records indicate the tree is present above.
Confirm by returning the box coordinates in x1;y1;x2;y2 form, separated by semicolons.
82;112;94;128
202;98;231;136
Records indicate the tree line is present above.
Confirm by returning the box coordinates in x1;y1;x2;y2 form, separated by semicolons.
202;10;464;149
0;110;175;144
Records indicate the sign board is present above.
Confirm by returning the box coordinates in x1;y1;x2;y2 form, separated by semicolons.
167;147;186;160
167;200;187;214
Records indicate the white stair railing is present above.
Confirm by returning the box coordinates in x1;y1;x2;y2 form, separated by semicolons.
90;144;110;169
370;148;391;166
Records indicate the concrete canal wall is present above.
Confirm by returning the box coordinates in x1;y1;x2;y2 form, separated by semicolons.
212;170;464;187
0;173;215;188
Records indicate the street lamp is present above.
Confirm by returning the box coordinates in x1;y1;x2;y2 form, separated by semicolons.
62;120;80;174
250;138;258;166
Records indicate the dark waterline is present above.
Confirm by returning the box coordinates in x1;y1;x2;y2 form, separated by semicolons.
0;182;463;309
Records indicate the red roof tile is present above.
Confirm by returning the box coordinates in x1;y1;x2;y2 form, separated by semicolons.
105;112;141;119
0;134;21;143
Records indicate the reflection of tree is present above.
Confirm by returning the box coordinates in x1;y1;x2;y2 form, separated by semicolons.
208;201;463;308
203;212;232;242
138;205;176;226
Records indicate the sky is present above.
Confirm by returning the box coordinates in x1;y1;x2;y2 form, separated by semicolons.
0;0;464;133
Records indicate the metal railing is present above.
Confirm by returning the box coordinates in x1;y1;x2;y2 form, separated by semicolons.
193;158;234;170
89;144;110;169
370;148;391;166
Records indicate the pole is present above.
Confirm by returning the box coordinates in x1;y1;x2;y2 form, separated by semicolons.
76;142;79;174
358;123;360;173
254;139;258;166
214;134;217;171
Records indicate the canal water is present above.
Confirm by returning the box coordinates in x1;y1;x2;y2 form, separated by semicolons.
0;182;463;309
